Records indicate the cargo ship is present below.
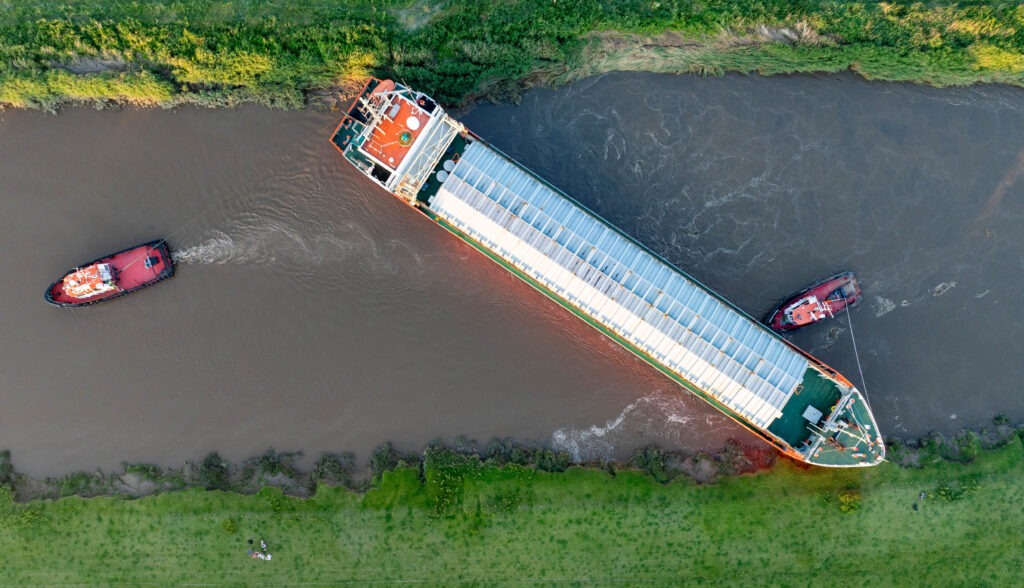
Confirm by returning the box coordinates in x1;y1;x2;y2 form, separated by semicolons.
330;79;884;467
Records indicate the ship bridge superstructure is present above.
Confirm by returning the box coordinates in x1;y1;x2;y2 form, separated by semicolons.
329;79;885;467
332;79;463;201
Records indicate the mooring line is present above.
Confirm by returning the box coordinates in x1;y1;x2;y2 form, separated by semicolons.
842;292;871;409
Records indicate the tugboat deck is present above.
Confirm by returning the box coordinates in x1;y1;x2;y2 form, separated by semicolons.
45;241;173;307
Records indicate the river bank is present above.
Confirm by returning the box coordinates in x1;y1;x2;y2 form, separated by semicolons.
1;425;1022;584
3;1;1024;111
1;418;1020;502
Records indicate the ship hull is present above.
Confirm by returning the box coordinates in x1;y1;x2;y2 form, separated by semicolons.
45;240;174;307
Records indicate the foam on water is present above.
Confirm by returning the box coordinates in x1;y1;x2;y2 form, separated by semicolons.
551;392;698;462
171;232;244;264
873;296;897;318
171;222;351;266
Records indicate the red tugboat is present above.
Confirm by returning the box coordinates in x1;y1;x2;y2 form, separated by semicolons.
765;271;862;332
44;240;174;307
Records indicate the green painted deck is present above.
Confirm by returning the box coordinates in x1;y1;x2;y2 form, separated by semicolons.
331;112;375;172
331;79;379;153
761;366;884;467
332;120;359;153
808;390;885;466
767;367;842;447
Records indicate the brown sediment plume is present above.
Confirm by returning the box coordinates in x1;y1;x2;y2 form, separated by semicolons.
971;148;1024;234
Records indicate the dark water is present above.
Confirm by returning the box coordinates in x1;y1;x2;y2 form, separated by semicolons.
2;73;1022;476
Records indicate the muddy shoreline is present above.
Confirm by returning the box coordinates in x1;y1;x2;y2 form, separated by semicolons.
3;419;1021;503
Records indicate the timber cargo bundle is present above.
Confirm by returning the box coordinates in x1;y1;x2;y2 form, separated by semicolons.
330;79;884;467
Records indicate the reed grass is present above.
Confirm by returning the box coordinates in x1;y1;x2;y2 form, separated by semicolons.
2;1;1024;110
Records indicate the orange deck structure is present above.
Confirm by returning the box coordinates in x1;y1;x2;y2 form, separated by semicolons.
359;87;431;171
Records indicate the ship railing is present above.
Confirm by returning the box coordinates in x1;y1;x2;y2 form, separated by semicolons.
355;87;405;127
393;114;463;201
804;388;856;456
802;434;825;458
821;388;855;433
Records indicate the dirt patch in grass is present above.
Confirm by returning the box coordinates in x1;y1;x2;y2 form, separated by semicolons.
304;78;371;111
58;58;128;74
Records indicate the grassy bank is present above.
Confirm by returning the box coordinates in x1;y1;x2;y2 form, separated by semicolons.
1;437;1022;585
2;1;1024;110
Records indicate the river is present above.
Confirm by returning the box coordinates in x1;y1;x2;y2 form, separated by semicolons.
1;72;1022;476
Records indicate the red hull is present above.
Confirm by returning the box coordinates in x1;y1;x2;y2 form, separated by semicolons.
765;271;861;332
45;240;174;307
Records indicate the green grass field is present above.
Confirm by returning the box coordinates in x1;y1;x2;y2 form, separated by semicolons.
2;442;1021;585
3;1;1024;109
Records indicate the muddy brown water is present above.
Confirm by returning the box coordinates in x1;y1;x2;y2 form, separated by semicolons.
2;72;1022;476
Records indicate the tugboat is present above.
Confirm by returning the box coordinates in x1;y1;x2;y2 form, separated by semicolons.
44;240;174;307
765;271;862;332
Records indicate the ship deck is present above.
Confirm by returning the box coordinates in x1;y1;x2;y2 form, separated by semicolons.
360;96;430;171
808;389;884;466
331;117;360;153
330;79;434;186
767;367;842;447
768;366;884;466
